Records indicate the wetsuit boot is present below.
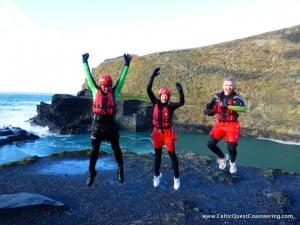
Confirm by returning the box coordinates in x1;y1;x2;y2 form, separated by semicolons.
86;170;97;187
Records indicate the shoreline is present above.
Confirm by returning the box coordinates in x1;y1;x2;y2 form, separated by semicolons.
1;123;299;146
1;149;300;176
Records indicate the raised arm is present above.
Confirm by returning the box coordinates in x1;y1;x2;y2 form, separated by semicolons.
113;53;132;99
147;67;160;103
82;53;98;98
170;82;185;110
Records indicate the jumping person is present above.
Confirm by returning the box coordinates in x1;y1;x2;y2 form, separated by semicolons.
82;53;132;186
147;67;185;190
203;77;246;174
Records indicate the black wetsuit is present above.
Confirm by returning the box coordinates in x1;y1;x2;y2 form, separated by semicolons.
83;61;129;174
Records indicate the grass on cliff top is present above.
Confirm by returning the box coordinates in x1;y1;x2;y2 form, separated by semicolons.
0;155;40;168
48;149;108;158
119;93;150;102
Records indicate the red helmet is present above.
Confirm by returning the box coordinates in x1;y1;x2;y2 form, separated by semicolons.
99;74;113;87
159;87;171;96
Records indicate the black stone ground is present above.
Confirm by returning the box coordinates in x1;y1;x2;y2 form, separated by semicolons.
0;151;299;225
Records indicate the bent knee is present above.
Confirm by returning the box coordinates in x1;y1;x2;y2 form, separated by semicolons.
207;136;218;148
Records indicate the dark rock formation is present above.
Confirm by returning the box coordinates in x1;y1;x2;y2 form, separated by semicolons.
30;92;153;134
282;50;300;59
0;192;65;218
282;30;300;43
116;99;153;131
173;122;212;134
29;91;214;135
0;151;299;225
30;94;93;134
0;127;39;146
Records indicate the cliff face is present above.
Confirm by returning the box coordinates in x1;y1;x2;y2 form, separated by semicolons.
83;25;300;141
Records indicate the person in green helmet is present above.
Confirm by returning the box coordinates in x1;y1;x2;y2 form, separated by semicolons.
82;53;132;186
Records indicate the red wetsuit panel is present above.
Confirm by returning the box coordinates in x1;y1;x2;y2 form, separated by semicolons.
151;127;178;152
210;121;240;143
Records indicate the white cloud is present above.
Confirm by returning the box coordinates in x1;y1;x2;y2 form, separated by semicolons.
0;0;40;32
0;0;299;94
0;0;137;94
0;0;86;94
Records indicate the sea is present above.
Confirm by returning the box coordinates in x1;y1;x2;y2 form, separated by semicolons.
0;92;299;173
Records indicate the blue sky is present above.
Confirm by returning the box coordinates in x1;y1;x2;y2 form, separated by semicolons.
0;0;299;94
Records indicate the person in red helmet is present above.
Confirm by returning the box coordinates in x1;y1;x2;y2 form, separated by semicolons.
203;77;246;174
147;67;185;190
82;52;132;186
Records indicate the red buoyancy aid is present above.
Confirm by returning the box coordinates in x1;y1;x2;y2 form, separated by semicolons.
216;97;238;122
152;104;172;128
92;90;117;115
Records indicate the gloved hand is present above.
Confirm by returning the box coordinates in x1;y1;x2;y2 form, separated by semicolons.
82;53;89;63
203;109;214;116
151;67;160;78
175;82;182;91
123;53;132;66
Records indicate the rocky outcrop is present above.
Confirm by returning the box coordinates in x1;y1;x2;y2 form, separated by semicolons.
30;93;153;134
0;127;39;146
0;151;299;225
30;94;93;134
172;122;212;134
0;192;65;217
115;99;153;131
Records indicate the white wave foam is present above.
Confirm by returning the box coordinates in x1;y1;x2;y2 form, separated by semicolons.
258;137;300;146
0;103;54;137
